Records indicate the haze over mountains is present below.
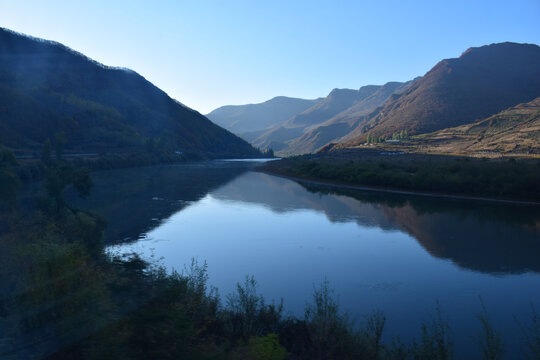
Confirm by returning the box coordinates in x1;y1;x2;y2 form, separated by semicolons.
210;42;540;156
0;28;259;157
287;81;415;154
1;27;538;159
208;80;415;154
207;96;321;136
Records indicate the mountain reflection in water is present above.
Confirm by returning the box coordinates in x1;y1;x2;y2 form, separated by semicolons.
73;162;539;358
78;165;540;275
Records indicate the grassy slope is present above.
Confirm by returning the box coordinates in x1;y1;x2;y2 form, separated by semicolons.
410;97;540;155
336;42;540;147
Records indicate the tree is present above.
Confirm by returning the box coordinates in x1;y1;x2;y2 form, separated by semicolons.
478;299;504;360
41;138;52;164
225;275;283;339
265;148;275;158
54;132;67;160
0;146;19;205
305;279;350;359
40;135;93;215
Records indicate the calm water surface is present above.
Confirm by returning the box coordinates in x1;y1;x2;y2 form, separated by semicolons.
72;160;540;359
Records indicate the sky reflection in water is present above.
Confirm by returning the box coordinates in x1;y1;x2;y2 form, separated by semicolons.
95;164;540;358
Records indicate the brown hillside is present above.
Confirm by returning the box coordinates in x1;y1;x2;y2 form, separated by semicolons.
341;42;540;147
411;97;540;155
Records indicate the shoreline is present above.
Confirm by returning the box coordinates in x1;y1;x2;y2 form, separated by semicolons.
258;168;540;206
14;154;273;183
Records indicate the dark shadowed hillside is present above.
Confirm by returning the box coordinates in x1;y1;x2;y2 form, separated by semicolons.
0;28;260;157
338;42;540;147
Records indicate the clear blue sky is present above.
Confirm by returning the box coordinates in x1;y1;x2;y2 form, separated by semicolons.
1;0;539;113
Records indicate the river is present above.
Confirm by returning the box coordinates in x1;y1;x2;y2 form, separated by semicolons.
69;160;540;358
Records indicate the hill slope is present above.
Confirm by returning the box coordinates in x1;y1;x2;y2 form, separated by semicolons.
286;81;415;154
0;28;259;157
206;96;321;136
339;42;540;147
251;81;413;153
412;97;540;155
251;87;379;151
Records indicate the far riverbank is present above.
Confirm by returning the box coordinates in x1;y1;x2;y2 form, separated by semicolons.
258;151;540;204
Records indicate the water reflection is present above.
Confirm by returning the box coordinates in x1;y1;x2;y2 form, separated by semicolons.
211;172;540;274
68;163;540;275
69;161;253;243
8;162;539;359
101;167;538;357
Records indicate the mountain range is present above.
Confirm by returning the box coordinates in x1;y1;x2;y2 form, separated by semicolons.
0;28;259;157
338;42;540;148
207;96;321;136
209;42;540;156
208;80;414;154
2;28;538;159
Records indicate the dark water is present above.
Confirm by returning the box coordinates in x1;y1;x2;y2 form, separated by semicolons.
71;160;540;359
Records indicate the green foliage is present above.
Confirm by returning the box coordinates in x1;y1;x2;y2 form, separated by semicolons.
305;278;344;349
477;299;504;360
72;167;93;198
412;302;453;360
264;148;275;158
0;146;19;205
41;138;52;164
38;138;94;215
41;161;93;214
516;306;540;360
54;131;67;160
364;310;387;359
304;278;363;360
385;338;411;360
248;334;288;360
267;156;540;201
231;334;289;360
182;258;220;331
224;275;283;340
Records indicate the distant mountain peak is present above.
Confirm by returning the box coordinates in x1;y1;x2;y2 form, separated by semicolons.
328;88;357;96
460;41;539;58
207;96;322;134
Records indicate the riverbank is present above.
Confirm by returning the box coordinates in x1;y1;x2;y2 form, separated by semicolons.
258;151;540;204
13;150;273;182
3;154;540;359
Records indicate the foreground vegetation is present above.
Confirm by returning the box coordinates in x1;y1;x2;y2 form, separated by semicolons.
260;152;540;202
1;147;539;359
